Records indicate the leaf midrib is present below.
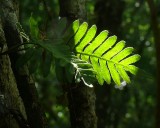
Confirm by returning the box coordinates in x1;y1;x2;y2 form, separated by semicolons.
76;51;129;68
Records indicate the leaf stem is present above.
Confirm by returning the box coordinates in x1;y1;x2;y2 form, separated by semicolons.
76;51;129;68
0;42;39;56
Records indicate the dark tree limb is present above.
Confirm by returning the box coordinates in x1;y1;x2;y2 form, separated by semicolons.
147;1;160;128
0;0;47;128
59;0;97;128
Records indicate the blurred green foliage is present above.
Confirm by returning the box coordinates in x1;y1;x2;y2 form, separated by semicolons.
19;0;158;128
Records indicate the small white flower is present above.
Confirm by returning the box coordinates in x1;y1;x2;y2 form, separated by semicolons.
115;81;127;90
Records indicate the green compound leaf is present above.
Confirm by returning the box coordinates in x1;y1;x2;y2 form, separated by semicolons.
71;58;96;87
63;20;80;42
29;15;39;39
40;52;53;77
64;20;141;86
16;48;35;69
28;48;42;74
38;41;71;62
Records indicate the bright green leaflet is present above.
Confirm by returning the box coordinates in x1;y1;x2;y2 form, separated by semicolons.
17;19;140;87
64;20;141;86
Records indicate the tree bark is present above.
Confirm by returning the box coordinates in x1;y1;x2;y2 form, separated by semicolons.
59;0;97;128
94;0;125;127
95;0;125;35
0;3;27;128
0;0;47;128
147;1;160;128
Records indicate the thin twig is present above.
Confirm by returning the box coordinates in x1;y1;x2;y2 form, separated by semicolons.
0;43;38;56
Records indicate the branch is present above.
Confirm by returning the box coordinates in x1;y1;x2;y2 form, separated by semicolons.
147;1;160;128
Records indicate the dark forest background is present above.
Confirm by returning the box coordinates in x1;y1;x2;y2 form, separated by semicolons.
6;0;160;127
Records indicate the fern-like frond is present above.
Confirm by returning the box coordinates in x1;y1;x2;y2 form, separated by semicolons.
71;58;97;87
64;20;140;86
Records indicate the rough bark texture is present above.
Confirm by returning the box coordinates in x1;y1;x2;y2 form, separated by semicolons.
147;1;160;128
0;5;26;128
59;0;97;128
59;0;86;21
0;0;47;128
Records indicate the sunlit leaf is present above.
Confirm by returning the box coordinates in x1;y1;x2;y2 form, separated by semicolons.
64;21;141;86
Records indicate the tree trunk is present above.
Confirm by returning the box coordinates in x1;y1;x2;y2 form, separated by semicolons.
95;0;125;35
0;25;26;128
0;2;26;128
147;1;160;128
59;0;97;128
0;0;46;128
94;0;125;127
